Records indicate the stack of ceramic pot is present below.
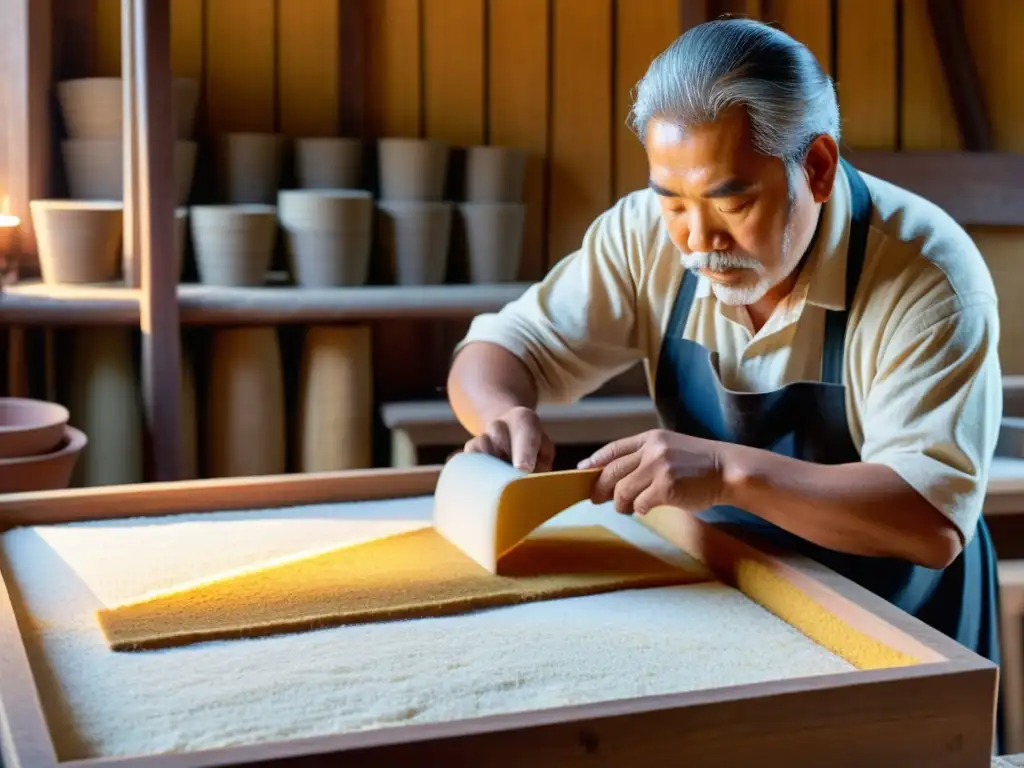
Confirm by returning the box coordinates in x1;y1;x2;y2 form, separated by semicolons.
189;132;285;286
458;146;528;283
375;138;453;285
0;398;86;492
36;77;199;284
277;137;372;287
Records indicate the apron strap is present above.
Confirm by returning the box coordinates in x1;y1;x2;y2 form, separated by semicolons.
664;266;699;341
821;158;874;385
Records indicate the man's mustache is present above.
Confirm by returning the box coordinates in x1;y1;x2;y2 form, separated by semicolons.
681;251;762;273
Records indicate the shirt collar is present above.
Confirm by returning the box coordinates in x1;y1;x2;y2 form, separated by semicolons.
691;162;855;311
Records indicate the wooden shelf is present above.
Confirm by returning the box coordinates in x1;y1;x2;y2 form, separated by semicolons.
177;283;529;324
0;281;529;325
0;283;141;324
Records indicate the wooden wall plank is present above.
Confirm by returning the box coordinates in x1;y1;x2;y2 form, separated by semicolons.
205;0;276;133
614;0;678;201
548;0;614;268
91;0;203;79
367;0;422;138
900;0;961;150
767;0;832;75
93;0;121;76
963;0;1024;375
277;0;341;138
170;0;204;80
836;0;897;149
423;0;485;146
5;0;52;264
489;0;550;281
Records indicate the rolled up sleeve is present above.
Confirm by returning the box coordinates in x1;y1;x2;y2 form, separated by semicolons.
858;293;1002;544
455;196;647;404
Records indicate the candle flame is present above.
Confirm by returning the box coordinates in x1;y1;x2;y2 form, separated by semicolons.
0;196;17;228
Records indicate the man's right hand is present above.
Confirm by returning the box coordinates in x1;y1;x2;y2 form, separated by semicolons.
462;406;555;473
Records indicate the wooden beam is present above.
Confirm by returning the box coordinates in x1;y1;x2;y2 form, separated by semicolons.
846;150;1024;227
2;0;53;267
925;0;993;152
132;0;182;482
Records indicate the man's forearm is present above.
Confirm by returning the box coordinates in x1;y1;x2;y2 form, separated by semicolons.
448;342;539;435
719;443;964;569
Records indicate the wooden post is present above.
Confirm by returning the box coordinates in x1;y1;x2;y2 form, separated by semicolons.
132;0;181;482
2;0;53;269
121;0;140;288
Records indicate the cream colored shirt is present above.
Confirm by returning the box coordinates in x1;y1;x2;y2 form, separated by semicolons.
457;164;1002;543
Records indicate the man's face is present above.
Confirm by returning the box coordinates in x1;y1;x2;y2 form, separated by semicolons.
645;108;824;307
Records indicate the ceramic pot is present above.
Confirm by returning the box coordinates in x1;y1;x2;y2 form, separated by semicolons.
377;138;449;202
0;398;70;459
67;327;143;487
457;202;527;283
56;77;199;140
189;204;277;287
30;200;123;284
206;327;286;478
297;325;373;472
62;139;197;205
464;146;527;203
376;201;452;285
278;189;373;287
0;425;87;493
216;133;284;204
295;138;363;190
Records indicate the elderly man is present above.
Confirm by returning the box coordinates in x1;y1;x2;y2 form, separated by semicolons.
446;16;1004;744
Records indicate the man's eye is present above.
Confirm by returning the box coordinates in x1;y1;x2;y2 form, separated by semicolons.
718;199;751;214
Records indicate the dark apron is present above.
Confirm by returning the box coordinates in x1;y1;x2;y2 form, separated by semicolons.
653;159;1004;752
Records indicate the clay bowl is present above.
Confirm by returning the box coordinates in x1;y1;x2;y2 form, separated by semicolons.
0;425;87;493
0;398;70;459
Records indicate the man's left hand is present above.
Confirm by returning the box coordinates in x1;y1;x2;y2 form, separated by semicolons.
578;429;729;516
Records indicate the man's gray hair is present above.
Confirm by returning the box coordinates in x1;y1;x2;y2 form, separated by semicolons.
630;18;840;172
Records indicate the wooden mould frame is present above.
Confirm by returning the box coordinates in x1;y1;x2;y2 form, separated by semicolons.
0;467;998;767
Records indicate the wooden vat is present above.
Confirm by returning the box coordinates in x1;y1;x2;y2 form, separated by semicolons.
0;467;998;767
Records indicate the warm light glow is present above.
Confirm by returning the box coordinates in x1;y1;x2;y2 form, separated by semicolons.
0;215;20;229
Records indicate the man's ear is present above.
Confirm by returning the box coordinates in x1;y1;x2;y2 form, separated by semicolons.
803;134;840;204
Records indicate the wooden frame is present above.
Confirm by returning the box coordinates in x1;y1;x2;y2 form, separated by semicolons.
0;468;998;767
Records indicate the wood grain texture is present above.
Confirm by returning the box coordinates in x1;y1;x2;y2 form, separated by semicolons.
924;0;991;151
367;0;422;138
489;0;550;280
277;0;341;137
766;0;832;75
134;0;184;482
614;0;678;201
169;0;203;80
963;0;1024;374
900;0;961;150
93;0;120;76
423;0;485;146
836;0;897;149
548;0;614;268
204;0;276;133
